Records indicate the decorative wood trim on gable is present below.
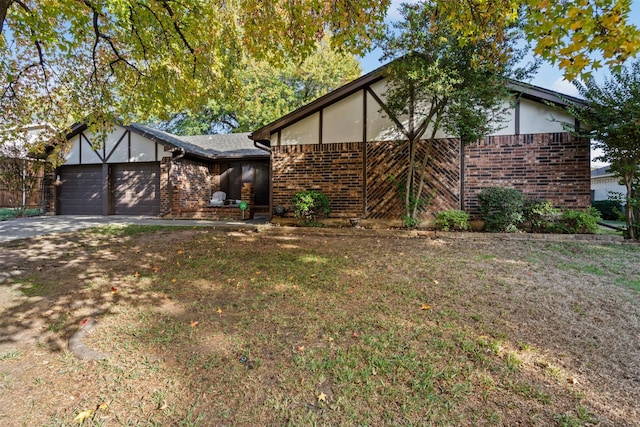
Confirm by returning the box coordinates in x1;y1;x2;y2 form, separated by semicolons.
67;127;166;165
105;130;128;162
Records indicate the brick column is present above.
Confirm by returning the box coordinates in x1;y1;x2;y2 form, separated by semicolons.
241;182;254;219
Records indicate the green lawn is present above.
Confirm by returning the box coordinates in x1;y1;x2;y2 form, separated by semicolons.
0;226;639;426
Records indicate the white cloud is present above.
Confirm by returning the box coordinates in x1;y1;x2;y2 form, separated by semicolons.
386;0;418;21
551;78;580;97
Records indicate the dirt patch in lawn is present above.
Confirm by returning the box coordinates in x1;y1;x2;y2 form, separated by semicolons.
0;225;639;426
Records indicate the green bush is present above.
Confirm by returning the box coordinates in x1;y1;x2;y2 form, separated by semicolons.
523;199;560;233
292;190;331;226
591;200;622;221
434;209;470;231
551;208;601;234
477;187;525;232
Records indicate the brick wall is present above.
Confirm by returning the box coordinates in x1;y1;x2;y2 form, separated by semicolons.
160;157;171;215
169;158;212;211
464;133;591;214
272;142;364;218
366;139;460;220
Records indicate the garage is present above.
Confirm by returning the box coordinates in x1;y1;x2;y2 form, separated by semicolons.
58;165;103;215
112;163;160;215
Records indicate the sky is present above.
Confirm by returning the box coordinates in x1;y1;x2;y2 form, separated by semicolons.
358;0;640;98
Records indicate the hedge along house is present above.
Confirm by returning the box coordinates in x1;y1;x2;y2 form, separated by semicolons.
250;65;591;223
54;123;270;218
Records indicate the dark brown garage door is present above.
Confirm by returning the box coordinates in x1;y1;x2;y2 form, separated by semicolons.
58;165;103;215
112;163;160;215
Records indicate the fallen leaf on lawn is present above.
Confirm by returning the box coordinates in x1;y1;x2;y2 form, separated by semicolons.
171;278;177;283
317;392;327;403
216;307;223;315
190;321;199;328
74;409;93;423
255;271;261;275
98;402;109;410
152;266;159;273
297;345;305;353
133;271;140;278
111;286;118;293
421;304;432;310
177;249;183;255
433;280;439;285
352;332;359;339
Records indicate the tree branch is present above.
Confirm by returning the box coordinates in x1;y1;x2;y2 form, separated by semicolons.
83;0;143;82
160;0;197;76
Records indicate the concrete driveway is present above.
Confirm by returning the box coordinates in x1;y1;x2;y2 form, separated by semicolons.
0;215;264;243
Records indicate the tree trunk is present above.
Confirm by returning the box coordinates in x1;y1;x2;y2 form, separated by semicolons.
624;174;636;240
0;0;13;36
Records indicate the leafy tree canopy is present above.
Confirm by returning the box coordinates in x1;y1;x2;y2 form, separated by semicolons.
0;0;389;142
2;0;638;146
430;0;640;80
161;36;361;135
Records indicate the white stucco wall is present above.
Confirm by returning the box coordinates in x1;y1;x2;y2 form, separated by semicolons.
519;98;573;134
63;125;172;165
271;77;576;146
281;113;320;145
322;92;363;143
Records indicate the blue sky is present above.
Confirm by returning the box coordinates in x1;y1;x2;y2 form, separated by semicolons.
359;0;640;97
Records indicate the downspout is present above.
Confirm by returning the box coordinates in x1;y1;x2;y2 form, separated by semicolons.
160;148;186;217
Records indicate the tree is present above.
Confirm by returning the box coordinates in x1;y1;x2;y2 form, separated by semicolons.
426;0;640;80
2;1;637;154
0;0;390;144
162;36;361;135
565;60;640;239
377;2;531;227
0;129;47;216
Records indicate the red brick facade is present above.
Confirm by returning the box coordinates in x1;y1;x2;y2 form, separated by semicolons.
167;159;256;220
464;133;591;214
271;132;591;220
168;159;212;212
272;143;364;218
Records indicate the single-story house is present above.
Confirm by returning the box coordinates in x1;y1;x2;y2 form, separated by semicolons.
591;166;625;202
249;65;591;222
45;63;591;223
49;123;270;218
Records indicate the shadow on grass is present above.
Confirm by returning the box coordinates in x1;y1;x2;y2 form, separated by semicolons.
0;226;639;426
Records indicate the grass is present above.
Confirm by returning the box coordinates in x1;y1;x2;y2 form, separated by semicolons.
1;227;639;426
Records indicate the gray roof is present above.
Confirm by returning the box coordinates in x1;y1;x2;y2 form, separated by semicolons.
179;133;268;159
591;166;612;177
126;123;268;160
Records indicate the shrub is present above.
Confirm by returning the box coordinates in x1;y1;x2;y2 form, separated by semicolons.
552;208;601;234
477;187;525;232
591;200;622;221
435;209;470;231
523;199;560;233
292;190;331;226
